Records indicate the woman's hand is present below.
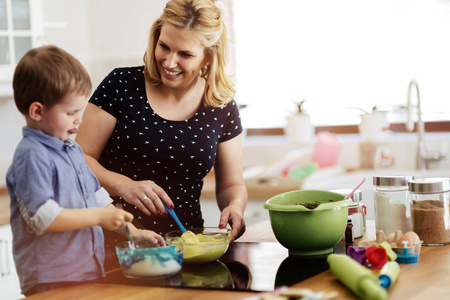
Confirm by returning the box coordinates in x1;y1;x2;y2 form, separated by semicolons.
219;204;246;243
76;104;173;217
117;179;174;216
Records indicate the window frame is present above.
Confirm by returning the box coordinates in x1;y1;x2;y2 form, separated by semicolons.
0;0;44;82
246;120;450;136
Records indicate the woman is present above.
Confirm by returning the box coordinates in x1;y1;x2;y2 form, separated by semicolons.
76;0;247;257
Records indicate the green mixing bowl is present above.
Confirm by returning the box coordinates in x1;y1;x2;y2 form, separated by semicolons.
264;190;353;256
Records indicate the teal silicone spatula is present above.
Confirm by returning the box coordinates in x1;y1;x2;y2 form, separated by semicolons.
163;203;187;233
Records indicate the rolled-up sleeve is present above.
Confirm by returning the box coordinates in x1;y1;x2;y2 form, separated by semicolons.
95;187;113;208
18;199;63;235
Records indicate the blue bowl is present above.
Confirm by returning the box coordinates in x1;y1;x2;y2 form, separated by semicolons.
115;239;184;278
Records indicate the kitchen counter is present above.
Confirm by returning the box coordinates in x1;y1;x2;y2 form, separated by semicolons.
24;220;450;300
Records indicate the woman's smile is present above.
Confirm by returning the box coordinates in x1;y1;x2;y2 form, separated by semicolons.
155;23;207;88
163;67;183;78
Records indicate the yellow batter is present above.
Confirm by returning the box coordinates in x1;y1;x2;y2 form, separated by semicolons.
180;230;230;263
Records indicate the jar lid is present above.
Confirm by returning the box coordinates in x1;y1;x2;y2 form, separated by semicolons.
408;177;450;193
373;176;414;187
330;189;362;202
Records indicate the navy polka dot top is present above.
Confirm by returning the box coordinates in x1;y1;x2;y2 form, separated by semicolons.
89;66;243;235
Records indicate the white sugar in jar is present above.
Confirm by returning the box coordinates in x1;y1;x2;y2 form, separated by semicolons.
374;176;414;236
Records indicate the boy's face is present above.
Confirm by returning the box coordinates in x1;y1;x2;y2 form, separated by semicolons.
38;92;88;142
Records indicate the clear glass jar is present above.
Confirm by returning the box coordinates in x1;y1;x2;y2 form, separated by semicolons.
332;189;366;239
409;178;450;246
374;176;414;236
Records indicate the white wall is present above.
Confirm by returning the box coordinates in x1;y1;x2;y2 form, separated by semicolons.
42;0;165;87
42;0;91;70
0;100;25;184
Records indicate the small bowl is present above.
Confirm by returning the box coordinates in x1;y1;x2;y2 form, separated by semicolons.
264;190;353;256
115;239;184;279
165;227;231;263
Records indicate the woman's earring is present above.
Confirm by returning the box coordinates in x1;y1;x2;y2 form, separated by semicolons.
201;64;208;76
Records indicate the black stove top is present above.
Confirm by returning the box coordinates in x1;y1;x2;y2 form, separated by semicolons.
104;242;348;292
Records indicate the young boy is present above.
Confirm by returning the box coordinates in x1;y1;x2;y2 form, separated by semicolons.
6;45;165;296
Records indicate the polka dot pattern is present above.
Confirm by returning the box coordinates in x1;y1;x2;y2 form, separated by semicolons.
89;66;242;236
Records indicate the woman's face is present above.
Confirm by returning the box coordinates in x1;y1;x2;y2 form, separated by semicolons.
155;23;208;89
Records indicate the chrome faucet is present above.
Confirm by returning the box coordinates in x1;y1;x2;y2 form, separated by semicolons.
406;79;445;170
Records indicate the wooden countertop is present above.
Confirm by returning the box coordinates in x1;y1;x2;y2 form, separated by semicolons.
24;220;450;300
241;220;450;299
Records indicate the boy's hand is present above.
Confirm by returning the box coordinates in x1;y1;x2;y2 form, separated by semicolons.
128;223;166;246
99;206;133;231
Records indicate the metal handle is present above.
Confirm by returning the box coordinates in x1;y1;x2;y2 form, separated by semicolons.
115;203;135;249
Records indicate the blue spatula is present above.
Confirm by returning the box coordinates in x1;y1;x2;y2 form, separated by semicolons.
163;203;187;233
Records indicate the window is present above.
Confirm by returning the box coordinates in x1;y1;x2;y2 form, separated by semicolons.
232;0;450;129
0;0;43;83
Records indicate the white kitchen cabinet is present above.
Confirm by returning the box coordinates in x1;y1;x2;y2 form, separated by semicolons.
0;225;22;300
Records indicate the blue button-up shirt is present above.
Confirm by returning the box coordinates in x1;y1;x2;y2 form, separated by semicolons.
6;127;112;294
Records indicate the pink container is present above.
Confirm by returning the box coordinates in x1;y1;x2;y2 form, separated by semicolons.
311;132;341;168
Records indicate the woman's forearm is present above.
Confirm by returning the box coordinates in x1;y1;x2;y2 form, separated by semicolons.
84;154;132;197
216;185;248;212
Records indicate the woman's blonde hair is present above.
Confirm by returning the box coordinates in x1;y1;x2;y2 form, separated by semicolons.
143;0;235;107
